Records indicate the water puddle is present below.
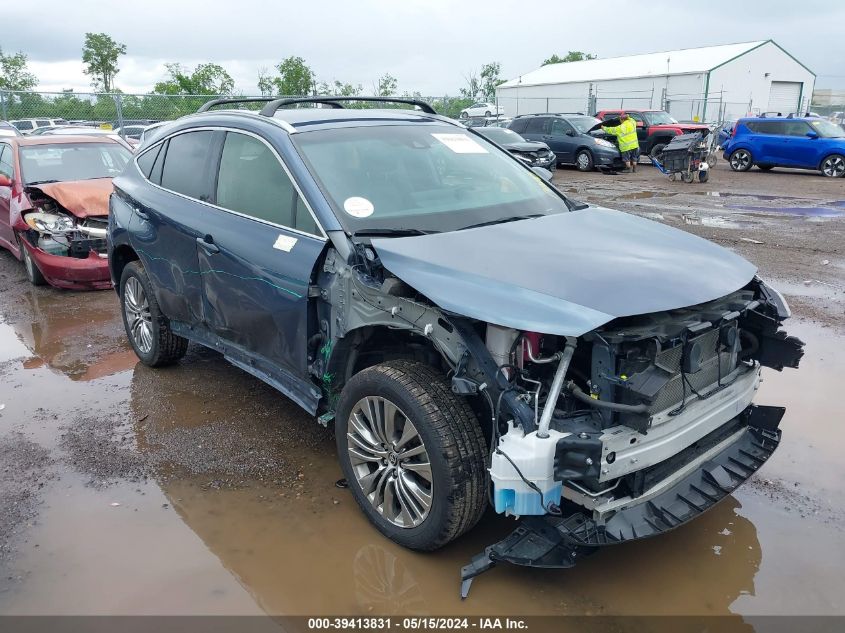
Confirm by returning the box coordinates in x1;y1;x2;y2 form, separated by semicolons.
1;271;843;617
728;205;845;218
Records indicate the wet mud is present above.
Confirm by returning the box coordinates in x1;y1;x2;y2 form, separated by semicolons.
0;166;843;620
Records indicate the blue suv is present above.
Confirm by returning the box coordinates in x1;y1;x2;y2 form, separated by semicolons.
724;116;845;177
107;96;802;589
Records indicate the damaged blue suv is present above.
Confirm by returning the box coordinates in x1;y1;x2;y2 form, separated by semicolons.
108;97;803;595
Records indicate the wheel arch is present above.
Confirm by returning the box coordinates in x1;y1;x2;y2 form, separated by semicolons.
110;244;140;292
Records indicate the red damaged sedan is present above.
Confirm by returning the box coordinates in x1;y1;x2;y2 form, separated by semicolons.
0;135;131;290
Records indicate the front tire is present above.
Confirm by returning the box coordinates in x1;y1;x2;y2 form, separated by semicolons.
576;150;594;172
821;154;845;178
120;261;188;367
650;142;667;162
459;111;468;120
484;110;491;117
729;149;753;171
19;239;46;286
335;360;487;551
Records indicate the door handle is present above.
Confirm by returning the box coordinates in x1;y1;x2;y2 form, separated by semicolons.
196;235;219;255
133;206;148;219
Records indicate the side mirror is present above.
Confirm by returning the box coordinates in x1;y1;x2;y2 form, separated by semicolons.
565;129;576;137
532;166;553;182
806;131;819;139
0;173;12;188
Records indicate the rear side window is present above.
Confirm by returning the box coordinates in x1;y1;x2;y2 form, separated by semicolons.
0;145;13;178
36;120;50;127
746;121;784;135
524;117;548;134
14;121;33;130
160;131;214;200
216;131;318;234
136;144;161;179
508;118;528;134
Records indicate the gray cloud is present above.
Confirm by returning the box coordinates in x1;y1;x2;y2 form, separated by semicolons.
5;0;844;94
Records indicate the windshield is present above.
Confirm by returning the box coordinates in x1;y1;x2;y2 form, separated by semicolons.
20;143;132;184
643;111;679;125
568;116;602;133
476;127;525;144
293;124;569;233
809;119;845;138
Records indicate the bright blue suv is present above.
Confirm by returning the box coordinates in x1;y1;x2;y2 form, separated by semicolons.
723;117;845;177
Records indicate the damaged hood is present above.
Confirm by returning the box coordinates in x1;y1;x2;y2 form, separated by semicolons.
26;178;113;218
372;207;757;336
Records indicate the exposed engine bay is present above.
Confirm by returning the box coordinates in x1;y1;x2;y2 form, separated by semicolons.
313;238;804;596
22;188;108;259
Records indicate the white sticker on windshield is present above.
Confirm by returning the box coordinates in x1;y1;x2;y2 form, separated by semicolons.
343;197;375;218
431;133;489;154
273;234;297;252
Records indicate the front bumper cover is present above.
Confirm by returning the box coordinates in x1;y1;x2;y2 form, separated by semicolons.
21;239;111;290
460;404;783;598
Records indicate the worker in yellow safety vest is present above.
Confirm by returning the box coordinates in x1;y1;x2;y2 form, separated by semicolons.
602;113;640;172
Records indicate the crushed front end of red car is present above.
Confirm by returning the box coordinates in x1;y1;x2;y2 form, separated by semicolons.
16;180;113;290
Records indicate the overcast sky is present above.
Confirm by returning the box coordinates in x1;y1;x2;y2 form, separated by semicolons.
5;0;845;95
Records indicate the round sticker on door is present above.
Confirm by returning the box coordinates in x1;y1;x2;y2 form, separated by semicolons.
343;197;374;218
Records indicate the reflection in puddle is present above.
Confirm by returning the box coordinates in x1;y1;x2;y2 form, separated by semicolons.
728;205;845;218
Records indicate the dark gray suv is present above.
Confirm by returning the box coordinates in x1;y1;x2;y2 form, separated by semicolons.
510;113;624;171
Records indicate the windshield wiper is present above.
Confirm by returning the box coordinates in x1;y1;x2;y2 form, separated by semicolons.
458;214;543;231
353;228;436;238
25;179;60;186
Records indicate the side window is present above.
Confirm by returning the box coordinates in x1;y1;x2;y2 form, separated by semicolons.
36;120;50;127
524;117;548;134
0;145;13;178
160;131;214;200
627;112;645;124
783;121;811;137
508;118;528;134
549;119;572;136
16;121;33;131
216;132;303;230
755;121;784;135
150;140;167;185
136;144;161;179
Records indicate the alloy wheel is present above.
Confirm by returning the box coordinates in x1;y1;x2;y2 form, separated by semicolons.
577;152;591;170
347;396;433;528
123;276;153;354
821;155;845;178
730;150;751;171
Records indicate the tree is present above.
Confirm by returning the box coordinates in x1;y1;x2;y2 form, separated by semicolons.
0;48;38;91
376;73;397;97
153;63;234;95
272;56;315;96
479;62;505;102
459;70;480;100
257;67;274;96
81;32;126;92
542;51;596;66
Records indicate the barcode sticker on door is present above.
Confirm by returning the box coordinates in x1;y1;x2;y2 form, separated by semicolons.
273;234;297;252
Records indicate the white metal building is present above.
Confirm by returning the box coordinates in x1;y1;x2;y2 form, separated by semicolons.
496;40;816;122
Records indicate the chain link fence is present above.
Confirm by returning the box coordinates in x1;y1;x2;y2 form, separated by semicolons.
0;90;483;131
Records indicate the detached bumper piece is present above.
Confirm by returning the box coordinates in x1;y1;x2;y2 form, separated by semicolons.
461;405;783;598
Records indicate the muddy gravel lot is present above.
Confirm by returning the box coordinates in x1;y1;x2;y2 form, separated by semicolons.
0;162;843;620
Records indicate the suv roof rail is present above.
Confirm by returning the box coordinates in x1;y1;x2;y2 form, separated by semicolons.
197;97;277;112
258;96;437;116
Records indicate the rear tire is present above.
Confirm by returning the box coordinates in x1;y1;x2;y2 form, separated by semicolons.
19;238;46;286
335;360;487;551
459;111;468;119
119;261;188;367
729;149;753;171
820;154;845;178
575;150;594;172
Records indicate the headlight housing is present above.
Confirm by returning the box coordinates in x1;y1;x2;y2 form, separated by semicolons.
24;212;76;234
594;138;615;149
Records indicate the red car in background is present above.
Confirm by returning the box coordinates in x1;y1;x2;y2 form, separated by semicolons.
595;109;709;159
0;135;132;290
